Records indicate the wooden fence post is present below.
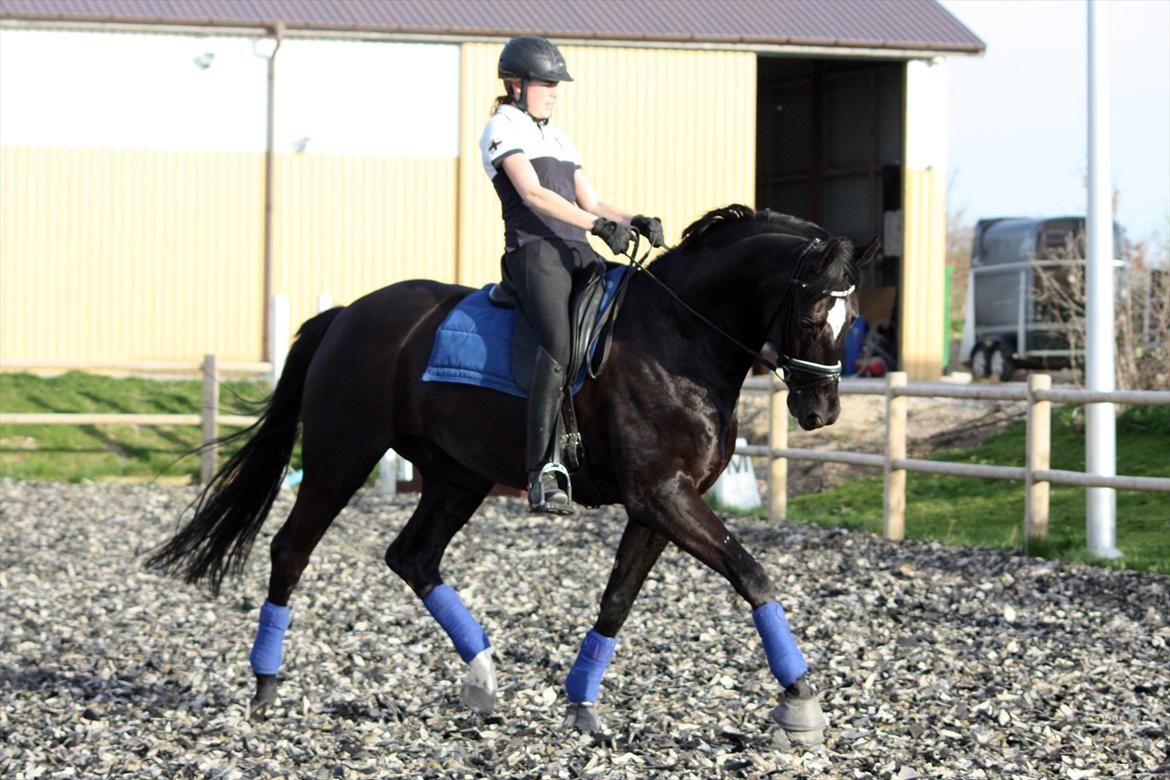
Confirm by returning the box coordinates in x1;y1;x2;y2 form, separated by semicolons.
1025;373;1052;549
201;354;219;486
883;371;908;540
768;374;789;522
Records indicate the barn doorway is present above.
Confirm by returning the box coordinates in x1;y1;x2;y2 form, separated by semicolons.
756;56;906;372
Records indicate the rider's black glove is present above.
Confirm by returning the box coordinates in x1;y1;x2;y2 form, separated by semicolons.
591;217;632;255
630;215;665;248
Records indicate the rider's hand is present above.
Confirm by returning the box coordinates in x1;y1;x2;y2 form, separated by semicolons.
630;215;665;248
591;217;633;255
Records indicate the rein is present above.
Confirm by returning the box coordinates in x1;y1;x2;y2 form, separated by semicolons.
616;231;847;393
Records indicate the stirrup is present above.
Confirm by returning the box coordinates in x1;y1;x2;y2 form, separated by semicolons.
529;462;573;514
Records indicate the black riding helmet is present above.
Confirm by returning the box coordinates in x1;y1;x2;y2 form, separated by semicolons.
498;36;573;118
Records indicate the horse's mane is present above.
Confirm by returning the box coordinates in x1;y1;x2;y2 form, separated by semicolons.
657;204;857;290
675;204;828;249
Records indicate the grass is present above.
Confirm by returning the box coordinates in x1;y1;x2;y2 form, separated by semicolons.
2;372;1168;573
0;371;277;483
786;405;1170;574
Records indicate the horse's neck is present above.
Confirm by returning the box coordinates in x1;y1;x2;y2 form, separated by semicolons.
633;242;777;399
651;240;782;348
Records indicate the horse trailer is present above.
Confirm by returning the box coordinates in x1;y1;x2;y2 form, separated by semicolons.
959;217;1127;381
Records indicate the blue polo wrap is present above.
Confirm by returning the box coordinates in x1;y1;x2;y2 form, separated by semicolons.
564;629;616;703
753;602;808;686
423;584;490;663
249;600;291;676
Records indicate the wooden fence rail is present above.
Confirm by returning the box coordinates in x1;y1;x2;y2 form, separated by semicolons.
0;355;264;484
740;372;1170;545
3;361;1169;527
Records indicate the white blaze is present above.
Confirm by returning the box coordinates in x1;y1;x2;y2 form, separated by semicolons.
827;296;848;341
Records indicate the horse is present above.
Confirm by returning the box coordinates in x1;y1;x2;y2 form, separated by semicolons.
147;204;877;741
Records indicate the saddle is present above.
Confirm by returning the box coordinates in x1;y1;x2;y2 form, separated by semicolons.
488;259;624;391
488;259;632;471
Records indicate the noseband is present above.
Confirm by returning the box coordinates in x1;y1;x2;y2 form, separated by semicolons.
619;233;852;394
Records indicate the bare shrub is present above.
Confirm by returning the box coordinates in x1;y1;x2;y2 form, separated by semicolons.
1034;236;1169;390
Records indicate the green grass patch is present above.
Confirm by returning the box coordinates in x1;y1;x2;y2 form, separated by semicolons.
0;372;278;483
788;405;1170;574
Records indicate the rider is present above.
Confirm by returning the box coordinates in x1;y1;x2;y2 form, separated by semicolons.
480;36;664;514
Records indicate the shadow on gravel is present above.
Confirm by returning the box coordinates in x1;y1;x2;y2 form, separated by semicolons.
0;663;219;714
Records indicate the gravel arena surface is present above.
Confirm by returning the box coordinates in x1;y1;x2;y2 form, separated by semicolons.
1;479;1167;779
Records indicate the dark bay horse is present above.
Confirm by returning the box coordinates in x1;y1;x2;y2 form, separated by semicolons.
148;204;876;741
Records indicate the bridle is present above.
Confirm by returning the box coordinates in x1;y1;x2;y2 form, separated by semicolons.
617;232;852;394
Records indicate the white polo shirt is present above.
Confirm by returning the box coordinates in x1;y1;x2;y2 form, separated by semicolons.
479;104;587;250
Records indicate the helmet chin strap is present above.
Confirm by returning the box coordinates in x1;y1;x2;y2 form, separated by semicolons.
515;78;549;127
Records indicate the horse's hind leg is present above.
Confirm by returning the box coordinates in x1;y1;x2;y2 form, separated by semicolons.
249;458;381;716
562;520;668;733
383;446;496;713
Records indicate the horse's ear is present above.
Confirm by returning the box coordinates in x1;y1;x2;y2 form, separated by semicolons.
812;237;852;275
856;235;881;268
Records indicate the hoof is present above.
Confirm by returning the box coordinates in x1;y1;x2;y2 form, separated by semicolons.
771;689;828;746
770;725;826;750
562;702;604;734
460;649;498;715
250;674;279;719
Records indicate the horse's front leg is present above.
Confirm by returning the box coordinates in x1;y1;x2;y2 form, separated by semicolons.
628;481;828;744
562;520;668;733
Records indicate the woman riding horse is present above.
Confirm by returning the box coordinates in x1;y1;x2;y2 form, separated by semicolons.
148;199;875;737
482;36;665;514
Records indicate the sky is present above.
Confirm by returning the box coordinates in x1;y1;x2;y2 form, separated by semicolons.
939;0;1170;254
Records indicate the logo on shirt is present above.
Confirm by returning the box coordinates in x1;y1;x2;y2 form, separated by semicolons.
489;138;501;152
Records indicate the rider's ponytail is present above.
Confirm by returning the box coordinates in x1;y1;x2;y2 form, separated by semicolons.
490;78;519;116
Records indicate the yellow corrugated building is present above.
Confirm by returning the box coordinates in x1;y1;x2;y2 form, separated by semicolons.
0;2;982;378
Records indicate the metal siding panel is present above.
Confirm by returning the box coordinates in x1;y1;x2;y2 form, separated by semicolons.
2;146;455;363
458;42;508;288
1;146;265;363
274;153;458;336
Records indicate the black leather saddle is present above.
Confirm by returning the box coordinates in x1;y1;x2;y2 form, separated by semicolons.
488;259;627;394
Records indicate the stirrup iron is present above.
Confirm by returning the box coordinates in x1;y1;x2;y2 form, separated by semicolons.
530;462;572;514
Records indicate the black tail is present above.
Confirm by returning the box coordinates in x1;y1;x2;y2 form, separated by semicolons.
146;307;344;596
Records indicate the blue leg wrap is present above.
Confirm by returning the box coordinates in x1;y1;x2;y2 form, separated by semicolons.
753;602;808;687
249;600;291;676
423;584;490;663
564;629;616;703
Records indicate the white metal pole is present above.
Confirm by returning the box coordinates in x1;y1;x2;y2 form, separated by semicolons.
1085;0;1120;559
270;292;290;382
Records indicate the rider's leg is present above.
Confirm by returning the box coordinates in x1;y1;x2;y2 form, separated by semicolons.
503;240;582;513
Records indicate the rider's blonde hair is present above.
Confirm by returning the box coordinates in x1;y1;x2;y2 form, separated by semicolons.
489;77;520;116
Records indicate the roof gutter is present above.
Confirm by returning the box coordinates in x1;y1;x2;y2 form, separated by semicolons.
0;15;986;58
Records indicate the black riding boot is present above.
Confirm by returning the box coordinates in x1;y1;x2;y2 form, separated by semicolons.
526;346;572;514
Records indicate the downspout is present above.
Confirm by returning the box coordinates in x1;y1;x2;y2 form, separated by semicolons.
262;22;285;363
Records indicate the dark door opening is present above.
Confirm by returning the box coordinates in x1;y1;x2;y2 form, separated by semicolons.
756;56;906;372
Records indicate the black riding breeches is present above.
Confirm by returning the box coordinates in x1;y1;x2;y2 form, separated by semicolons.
502;238;598;367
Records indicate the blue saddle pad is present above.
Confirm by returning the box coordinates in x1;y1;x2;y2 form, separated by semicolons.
422;265;627;399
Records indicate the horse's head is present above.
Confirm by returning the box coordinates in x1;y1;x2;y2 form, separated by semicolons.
764;234;880;430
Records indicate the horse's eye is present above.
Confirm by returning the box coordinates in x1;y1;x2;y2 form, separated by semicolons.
800;318;819;331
